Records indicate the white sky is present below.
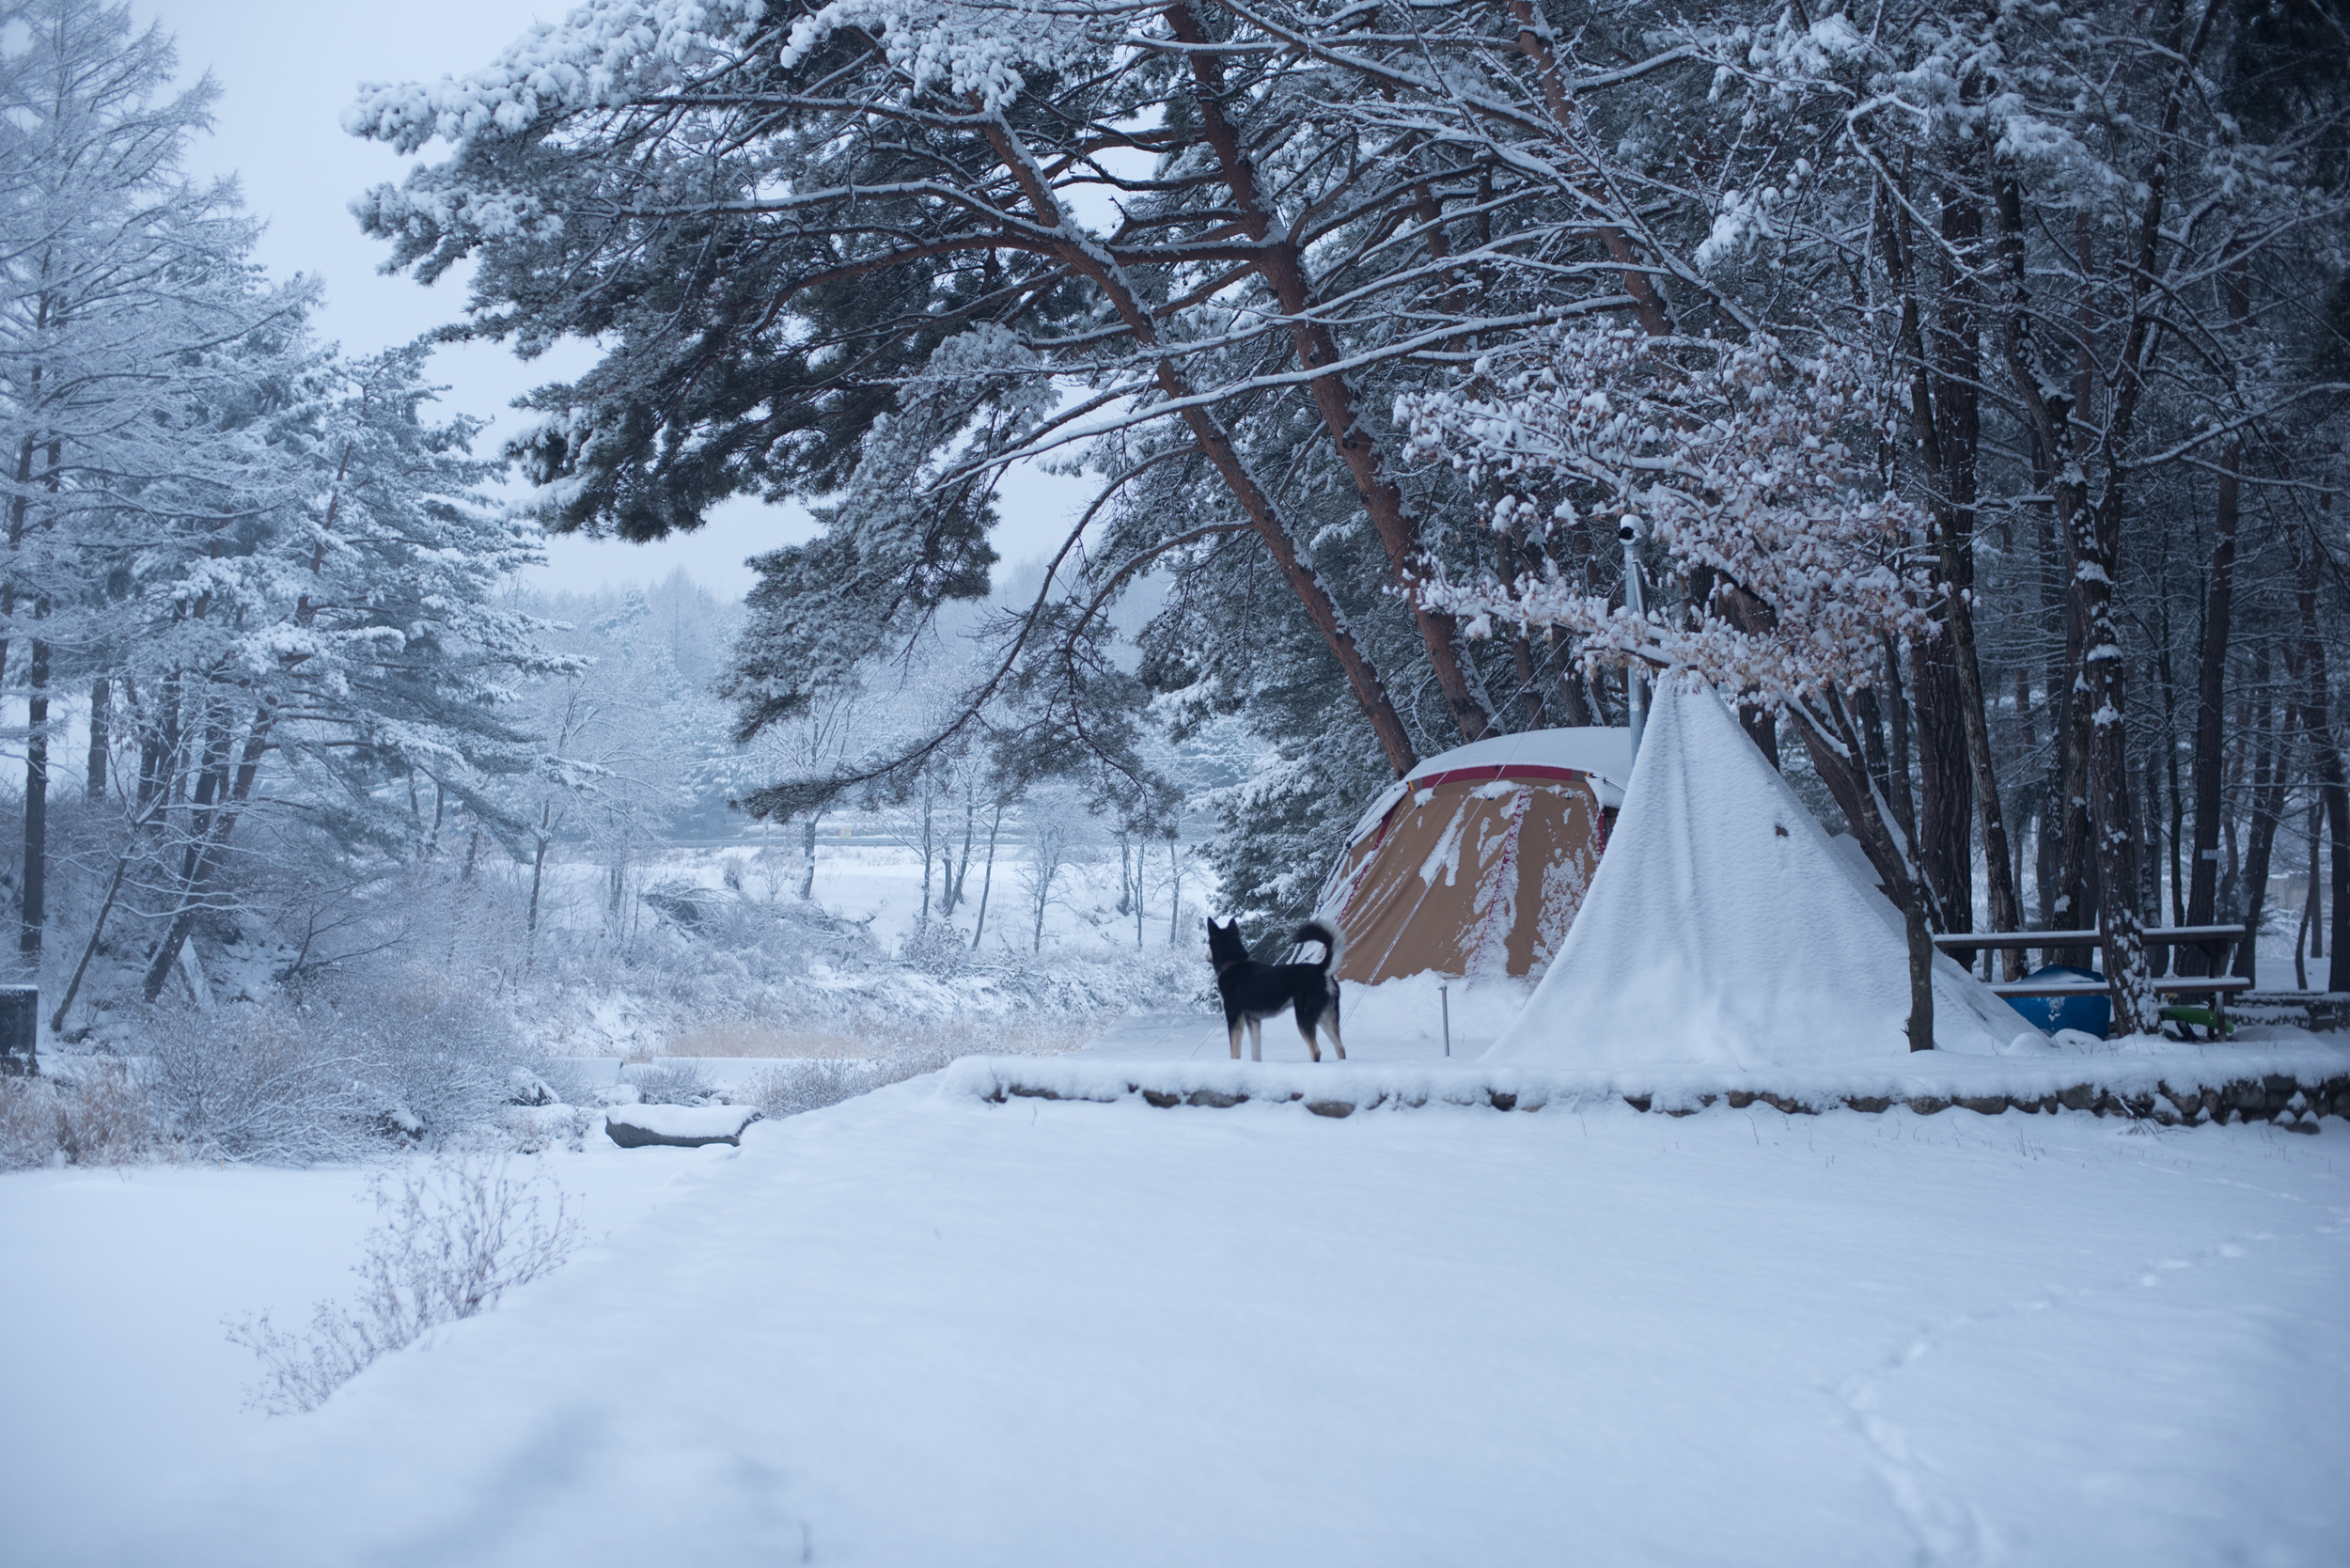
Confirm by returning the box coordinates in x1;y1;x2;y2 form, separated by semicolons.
138;0;1093;602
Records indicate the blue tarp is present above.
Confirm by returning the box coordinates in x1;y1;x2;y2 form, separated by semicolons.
2005;964;2109;1040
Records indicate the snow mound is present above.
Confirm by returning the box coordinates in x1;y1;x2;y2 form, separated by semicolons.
1487;680;2028;1068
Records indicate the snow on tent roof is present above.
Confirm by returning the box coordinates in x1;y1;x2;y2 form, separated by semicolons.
1483;680;2027;1067
1341;727;1634;851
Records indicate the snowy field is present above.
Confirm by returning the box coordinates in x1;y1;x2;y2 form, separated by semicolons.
5;1069;2345;1567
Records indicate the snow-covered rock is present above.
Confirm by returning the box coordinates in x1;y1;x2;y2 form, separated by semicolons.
505;1068;557;1107
603;1105;760;1149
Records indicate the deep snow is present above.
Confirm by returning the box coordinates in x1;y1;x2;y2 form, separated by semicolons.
4;1076;2344;1567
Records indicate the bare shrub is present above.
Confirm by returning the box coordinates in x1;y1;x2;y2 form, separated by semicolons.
0;1061;156;1168
736;1012;1103;1120
315;968;524;1135
629;1058;717;1105
900;917;970;977
145;966;526;1162
147;1005;374;1164
227;1156;581;1415
502;1103;593;1154
739;1056;887;1118
0;1074;61;1169
52;1059;151;1165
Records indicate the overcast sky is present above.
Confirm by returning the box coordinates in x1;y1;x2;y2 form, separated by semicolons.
138;0;1090;602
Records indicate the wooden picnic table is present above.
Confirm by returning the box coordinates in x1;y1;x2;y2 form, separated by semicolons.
1929;925;2249;1036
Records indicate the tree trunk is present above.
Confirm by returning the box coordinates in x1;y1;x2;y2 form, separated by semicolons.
1793;696;1936;1051
975;113;1418;776
2234;644;2288;985
970;799;1002;949
1167;5;1496;744
2053;550;2098;969
1167;835;1183;947
86;678;108;803
948;788;977;913
2184;418;2242;968
2161;630;2186;925
800;813;819;901
20;632;49;969
1913;635;1972;938
1883;638;1917;844
1929;188;2024;973
2076;0;2217;1029
1511;632;1548;731
2307;794;2324;966
524;834;551;970
2082;484;2154;1034
1031;862;1050;954
1739;703;1780;769
2298;518;2350;991
918;786;933;921
140;702;277;1002
54;854;129;1033
1503;0;1677;337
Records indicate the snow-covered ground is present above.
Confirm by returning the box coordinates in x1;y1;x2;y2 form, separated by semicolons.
5;1070;2344;1566
1085;972;1534;1062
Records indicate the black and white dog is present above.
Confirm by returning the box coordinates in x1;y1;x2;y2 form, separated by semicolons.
1207;917;1347;1062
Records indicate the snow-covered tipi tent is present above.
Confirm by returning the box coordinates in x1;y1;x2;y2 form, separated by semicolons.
1484;681;2025;1066
1315;729;1632;985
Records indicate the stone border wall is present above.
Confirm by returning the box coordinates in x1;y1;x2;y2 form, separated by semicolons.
979;1073;2349;1134
2237;993;2350;1033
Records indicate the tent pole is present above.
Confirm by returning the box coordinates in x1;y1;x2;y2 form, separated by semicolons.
1620;515;1649;762
1440;983;1451;1057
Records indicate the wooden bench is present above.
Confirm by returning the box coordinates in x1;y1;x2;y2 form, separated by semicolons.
1932;926;2250;1038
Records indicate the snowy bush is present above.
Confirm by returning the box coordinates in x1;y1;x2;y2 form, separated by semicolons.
144;967;533;1161
899;917;971;978
740;1056;897;1119
0;1061;153;1169
734;1011;1104;1120
146;1006;377;1164
227;1155;582;1415
317;968;529;1137
49;1059;152;1165
0;1075;53;1168
630;1059;718;1105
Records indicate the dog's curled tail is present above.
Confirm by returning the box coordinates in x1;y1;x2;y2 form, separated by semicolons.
1294;919;1344;974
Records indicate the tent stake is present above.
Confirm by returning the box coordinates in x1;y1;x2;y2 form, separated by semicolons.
1440;983;1451;1057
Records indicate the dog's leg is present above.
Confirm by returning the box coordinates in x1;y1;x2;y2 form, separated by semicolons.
1246;1018;1262;1062
1228;1019;1243;1060
1322;1012;1347;1061
1323;990;1346;1060
1296;1010;1321;1063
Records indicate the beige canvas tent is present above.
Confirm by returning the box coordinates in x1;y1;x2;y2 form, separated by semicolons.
1314;729;1633;985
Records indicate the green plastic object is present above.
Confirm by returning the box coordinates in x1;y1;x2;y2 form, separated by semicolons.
2158;1004;2233;1042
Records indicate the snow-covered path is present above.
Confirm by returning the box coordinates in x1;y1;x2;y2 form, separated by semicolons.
31;1086;2342;1567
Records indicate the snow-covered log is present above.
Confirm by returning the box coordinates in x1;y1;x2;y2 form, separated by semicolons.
603;1104;760;1149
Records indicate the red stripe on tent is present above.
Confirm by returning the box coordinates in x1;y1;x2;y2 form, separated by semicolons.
1409;764;1589;790
1345;765;1599;857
